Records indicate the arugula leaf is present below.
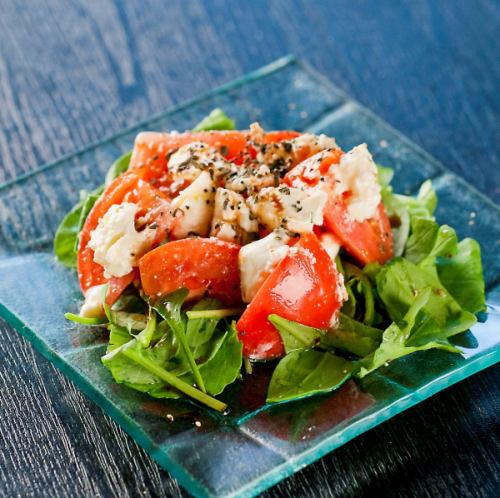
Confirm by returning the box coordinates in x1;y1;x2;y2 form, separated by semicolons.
136;309;157;348
269;312;382;358
64;312;107;326
267;350;354;403
357;288;461;378
192;108;236;131
104;150;132;186
194;322;242;395
404;218;439;263
102;336;227;411
153;289;206;393
268;314;320;354
322;313;383;357
375;258;477;345
396;179;437;218
53;202;83;268
436;238;485;314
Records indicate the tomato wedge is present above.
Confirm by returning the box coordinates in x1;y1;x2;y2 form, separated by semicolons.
139;237;241;306
77;172;171;301
324;199;393;265
130;130;301;183
236;233;344;360
285;149;393;265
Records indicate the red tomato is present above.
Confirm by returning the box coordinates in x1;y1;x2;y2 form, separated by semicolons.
323;198;393;265
130;130;301;184
236;233;344;360
139;237;241;306
285;149;393;265
77;172;171;301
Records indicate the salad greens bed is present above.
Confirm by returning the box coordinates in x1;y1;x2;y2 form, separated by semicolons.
55;109;486;413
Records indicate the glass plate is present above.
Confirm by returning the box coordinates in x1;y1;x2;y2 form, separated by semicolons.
0;56;498;498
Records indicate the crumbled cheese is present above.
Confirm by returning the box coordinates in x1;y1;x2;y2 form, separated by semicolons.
224;164;275;194
79;284;107;318
210;188;258;243
249;122;265;141
89;203;156;278
170;171;215;238
291;133;338;158
238;229;290;302
319;233;341;261
168;142;233;188
248;186;327;233
255;132;339;175
331;144;381;221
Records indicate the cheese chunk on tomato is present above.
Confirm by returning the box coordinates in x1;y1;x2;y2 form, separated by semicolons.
236;233;345;360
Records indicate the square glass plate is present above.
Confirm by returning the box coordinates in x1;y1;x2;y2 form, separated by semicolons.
0;56;499;498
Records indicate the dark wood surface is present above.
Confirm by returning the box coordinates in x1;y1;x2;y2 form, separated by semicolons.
0;1;498;497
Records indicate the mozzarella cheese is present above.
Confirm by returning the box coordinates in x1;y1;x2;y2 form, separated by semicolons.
224;164;275;194
291;133;338;157
248;186;327;233
89;202;156;278
168;142;233;192
319;232;341;261
79;284;107;318
170;170;215;238
331;144;381;222
210;188;258;243
238;229;290;302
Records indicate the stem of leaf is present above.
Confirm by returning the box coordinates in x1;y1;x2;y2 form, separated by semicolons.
122;348;227;412
186;308;243;319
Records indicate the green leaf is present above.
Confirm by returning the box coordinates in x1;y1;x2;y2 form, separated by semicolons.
436;238;486;314
64;312;107;326
356;288;461;378
268;314;320;354
404;218;439;263
136;309;157;348
153;289;207;393
375;258;477;345
53;202;83;268
197;322;242;395
104;150;132;186
192;108;236;131
342;263;376;326
376;165;394;187
322;313;383;357
267;350;354;403
184;298;222;358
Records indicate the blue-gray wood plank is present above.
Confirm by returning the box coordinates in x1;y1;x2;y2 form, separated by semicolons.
0;1;498;497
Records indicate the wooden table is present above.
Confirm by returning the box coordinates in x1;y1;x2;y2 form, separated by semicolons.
0;1;498;496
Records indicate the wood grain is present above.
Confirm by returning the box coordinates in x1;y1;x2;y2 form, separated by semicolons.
0;0;498;497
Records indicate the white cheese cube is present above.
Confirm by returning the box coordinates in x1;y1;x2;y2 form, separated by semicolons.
239;229;290;302
319;232;341;261
168;142;233;187
248;186;327;233
170;171;215;238
89;203;156;278
79;284;107;318
210;188;258;243
331;144;381;222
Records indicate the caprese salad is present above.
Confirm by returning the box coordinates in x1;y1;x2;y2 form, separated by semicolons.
55;109;485;412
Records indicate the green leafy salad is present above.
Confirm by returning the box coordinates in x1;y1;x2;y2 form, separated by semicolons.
55;109;486;413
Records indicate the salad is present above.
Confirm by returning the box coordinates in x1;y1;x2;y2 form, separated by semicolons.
55;109;486;412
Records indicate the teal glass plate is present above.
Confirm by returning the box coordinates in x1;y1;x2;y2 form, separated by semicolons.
0;56;499;498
